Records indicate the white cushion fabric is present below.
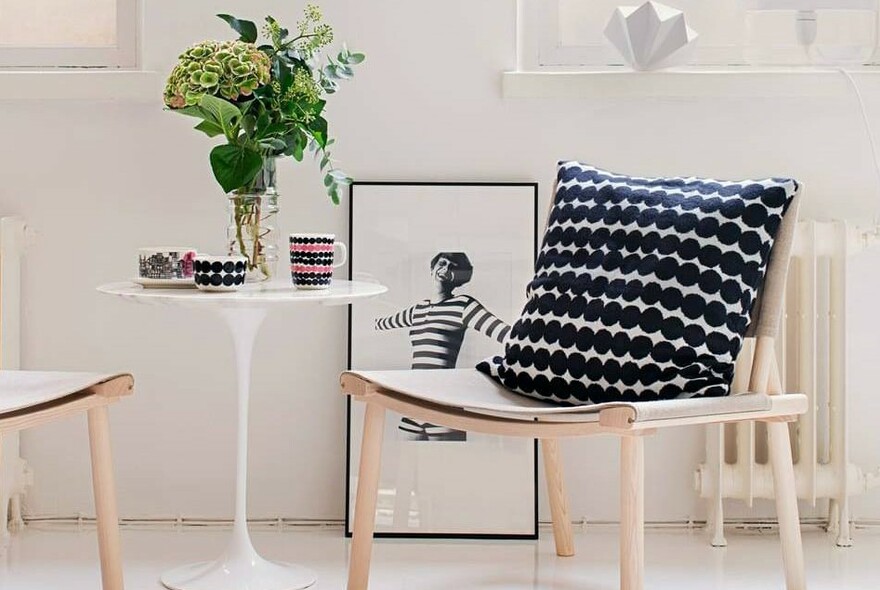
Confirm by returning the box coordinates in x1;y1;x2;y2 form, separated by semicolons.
344;369;780;423
0;371;130;414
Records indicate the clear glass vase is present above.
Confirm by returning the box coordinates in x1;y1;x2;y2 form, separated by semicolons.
226;158;279;283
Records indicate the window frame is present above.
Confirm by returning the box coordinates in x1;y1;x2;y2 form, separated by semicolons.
0;0;138;68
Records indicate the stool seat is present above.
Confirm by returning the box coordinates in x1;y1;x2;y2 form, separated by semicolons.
0;371;132;415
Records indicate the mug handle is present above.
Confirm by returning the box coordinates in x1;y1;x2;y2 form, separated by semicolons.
334;242;348;268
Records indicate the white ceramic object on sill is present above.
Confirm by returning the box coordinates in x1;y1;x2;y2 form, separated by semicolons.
604;1;699;71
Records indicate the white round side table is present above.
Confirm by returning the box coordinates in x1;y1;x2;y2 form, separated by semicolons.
97;280;387;590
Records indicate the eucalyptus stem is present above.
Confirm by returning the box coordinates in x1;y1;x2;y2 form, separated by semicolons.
251;198;262;272
230;189;275;282
234;200;249;261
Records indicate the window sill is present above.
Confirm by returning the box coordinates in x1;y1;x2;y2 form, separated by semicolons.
502;67;880;98
0;70;160;101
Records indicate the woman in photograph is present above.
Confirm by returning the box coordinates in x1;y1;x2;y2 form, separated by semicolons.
374;252;510;440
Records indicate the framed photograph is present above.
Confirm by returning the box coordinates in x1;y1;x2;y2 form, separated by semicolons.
346;181;539;539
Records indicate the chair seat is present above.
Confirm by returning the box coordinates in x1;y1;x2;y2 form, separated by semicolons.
342;369;807;425
0;371;132;415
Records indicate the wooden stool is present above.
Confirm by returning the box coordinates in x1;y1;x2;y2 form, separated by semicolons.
0;371;133;590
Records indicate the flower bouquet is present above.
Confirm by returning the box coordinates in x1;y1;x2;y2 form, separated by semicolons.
164;5;363;281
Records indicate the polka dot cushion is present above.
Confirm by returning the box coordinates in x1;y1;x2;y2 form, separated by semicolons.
476;161;798;405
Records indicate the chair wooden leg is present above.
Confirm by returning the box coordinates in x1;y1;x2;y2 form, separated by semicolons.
87;406;124;590
541;438;574;557
0;432;8;545
768;421;806;590
620;435;644;590
348;402;386;590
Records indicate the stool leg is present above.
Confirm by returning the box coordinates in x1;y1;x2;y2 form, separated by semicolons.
348;402;386;590
88;406;124;590
0;433;8;546
620;435;644;590
541;438;574;556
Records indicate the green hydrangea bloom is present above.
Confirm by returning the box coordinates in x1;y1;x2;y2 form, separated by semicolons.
164;40;271;108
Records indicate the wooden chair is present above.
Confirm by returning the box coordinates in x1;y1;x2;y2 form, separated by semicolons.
0;371;133;590
341;188;807;590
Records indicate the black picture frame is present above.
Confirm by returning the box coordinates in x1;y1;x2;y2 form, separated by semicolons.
345;181;539;539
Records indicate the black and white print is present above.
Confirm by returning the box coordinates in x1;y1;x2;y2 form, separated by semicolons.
374;252;510;442
479;161;797;406
347;182;537;537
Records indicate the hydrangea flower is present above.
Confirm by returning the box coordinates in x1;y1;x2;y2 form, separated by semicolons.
163;40;271;108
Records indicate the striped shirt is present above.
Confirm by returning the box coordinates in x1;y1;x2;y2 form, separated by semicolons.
375;295;510;369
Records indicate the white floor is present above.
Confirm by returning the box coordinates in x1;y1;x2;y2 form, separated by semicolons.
1;524;878;589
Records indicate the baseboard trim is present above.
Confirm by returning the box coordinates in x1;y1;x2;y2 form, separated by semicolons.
18;515;877;532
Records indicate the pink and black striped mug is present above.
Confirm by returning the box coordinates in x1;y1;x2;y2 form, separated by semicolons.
289;233;348;289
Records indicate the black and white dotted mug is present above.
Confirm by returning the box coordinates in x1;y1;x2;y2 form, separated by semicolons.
193;255;247;292
289;233;347;290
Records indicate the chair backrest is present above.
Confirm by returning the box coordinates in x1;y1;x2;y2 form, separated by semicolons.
744;187;802;340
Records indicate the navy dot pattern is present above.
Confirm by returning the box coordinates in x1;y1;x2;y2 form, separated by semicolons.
476;161;797;405
290;235;336;288
193;258;246;290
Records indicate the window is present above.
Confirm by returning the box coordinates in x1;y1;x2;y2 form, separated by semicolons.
519;0;878;70
0;0;137;67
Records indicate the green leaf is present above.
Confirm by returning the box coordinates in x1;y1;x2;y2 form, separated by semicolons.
253;111;271;139
291;130;307;161
209;144;263;193
308;99;327;117
260;138;287;151
198;94;242;139
194;120;224;137
241;114;256;136
330;169;350;182
286;51;308;70
329;184;340;205
309;116;328;148
217;14;258;43
324;173;334;187
174;105;209;119
347;52;365;64
275;59;293;92
261;121;287;139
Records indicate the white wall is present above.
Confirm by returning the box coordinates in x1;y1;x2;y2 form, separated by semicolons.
2;0;880;525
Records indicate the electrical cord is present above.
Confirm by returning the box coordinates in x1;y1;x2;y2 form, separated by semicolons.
837;68;880;238
795;7;880;236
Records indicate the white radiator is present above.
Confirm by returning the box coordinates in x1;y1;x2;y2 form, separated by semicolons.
0;217;29;542
696;220;880;547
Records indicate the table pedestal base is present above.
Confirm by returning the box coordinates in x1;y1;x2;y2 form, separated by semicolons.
161;554;316;590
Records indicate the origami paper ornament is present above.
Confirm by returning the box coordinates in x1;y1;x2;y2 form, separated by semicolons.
604;1;698;70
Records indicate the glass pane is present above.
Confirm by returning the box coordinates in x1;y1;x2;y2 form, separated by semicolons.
558;0;745;49
0;0;116;47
